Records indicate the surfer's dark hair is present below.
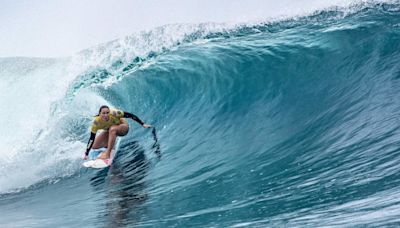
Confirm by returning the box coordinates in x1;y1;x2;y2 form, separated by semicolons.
96;105;110;116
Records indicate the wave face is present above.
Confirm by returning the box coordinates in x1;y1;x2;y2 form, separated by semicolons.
1;2;400;227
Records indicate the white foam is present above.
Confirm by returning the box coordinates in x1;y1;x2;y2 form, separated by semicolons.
0;57;111;193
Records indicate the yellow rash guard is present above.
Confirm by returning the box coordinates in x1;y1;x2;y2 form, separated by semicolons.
91;109;125;133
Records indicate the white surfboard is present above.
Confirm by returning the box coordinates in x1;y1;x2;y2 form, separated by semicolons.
83;138;120;169
82;157;110;169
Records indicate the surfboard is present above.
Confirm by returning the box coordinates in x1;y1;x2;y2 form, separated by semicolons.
83;138;120;169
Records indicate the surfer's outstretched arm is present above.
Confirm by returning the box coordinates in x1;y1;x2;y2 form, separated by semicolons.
123;111;152;128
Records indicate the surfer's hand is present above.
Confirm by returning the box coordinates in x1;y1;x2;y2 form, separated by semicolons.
143;124;152;128
83;155;88;160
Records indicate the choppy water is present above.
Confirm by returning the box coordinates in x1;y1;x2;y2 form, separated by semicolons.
1;2;400;227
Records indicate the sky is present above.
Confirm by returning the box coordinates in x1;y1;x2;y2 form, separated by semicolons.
0;0;354;58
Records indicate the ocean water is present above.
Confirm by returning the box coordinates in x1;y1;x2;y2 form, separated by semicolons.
1;2;400;227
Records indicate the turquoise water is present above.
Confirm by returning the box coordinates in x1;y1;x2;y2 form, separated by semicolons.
1;2;400;227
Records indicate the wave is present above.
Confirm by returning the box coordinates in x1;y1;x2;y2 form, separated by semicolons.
1;1;400;226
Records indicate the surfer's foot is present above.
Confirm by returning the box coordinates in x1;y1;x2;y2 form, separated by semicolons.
98;152;110;159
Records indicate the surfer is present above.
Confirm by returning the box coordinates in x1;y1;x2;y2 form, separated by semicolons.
84;105;152;160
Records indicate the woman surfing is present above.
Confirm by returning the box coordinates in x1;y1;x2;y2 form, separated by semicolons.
84;105;152;160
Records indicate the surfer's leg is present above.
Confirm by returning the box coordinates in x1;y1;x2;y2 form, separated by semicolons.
98;124;129;159
116;123;129;137
92;131;109;149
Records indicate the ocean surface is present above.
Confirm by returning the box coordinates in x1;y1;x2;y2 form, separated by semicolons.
1;2;400;227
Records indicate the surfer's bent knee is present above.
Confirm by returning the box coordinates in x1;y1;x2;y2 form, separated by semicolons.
118;124;129;136
110;124;129;136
